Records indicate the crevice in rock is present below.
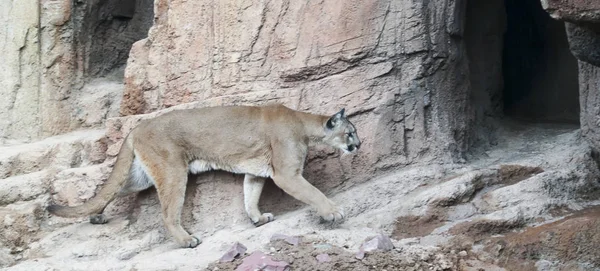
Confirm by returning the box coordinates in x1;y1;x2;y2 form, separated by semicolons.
76;0;154;79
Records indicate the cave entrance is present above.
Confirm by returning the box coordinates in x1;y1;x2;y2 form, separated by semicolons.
466;0;580;125
81;0;154;78
502;0;579;123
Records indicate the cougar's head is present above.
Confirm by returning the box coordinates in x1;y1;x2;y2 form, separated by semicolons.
324;108;361;154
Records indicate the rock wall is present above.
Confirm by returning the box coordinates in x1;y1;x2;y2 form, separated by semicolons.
119;0;475;184
2;0;600;269
0;0;41;143
579;61;600;152
0;0;152;143
542;0;600;151
464;0;505;145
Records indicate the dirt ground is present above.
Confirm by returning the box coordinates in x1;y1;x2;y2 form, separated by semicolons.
445;205;600;271
206;158;598;271
483;205;600;271
208;205;600;271
392;207;448;239
207;237;458;271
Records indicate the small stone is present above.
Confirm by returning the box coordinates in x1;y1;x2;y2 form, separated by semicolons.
270;233;301;246
355;234;394;259
313;243;332;250
235;251;289;271
458;250;468;257
219;242;247;263
316;253;330;263
116;248;140;261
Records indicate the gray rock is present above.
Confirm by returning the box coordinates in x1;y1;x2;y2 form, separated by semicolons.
566;22;600;67
270;234;301;246
355;234;394;260
235;251;289;271
316;253;331;263
219;242;247;263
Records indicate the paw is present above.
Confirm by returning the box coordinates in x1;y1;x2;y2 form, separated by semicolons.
253;213;274;227
180;236;202;248
319;207;345;224
89;214;108;224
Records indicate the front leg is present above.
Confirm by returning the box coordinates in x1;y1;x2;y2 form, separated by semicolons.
243;174;274;226
271;173;344;223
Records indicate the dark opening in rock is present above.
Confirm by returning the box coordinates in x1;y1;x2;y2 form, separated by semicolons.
502;0;580;124
466;0;580;126
78;0;154;78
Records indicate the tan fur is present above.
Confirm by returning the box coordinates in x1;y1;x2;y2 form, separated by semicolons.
47;104;361;248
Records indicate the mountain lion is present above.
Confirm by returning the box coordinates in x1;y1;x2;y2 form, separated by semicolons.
47;104;361;248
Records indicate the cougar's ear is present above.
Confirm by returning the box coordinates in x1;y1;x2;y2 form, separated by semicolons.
326;108;346;129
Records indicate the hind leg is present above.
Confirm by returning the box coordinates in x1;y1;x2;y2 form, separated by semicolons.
243;174;274;226
148;161;200;248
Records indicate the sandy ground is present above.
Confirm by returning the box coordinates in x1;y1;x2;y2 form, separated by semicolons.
4;121;600;270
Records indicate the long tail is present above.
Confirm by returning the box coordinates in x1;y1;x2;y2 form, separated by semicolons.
47;134;135;218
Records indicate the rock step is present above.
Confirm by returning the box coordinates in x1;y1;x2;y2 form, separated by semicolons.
50;163;111;206
0;129;108;179
0;200;44;253
0;163;112;208
0;170;51;206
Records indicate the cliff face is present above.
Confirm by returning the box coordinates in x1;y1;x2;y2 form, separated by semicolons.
118;0;474;182
1;0;600;270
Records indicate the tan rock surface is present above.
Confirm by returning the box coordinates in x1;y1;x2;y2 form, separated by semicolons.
121;0;475;179
2;0;600;270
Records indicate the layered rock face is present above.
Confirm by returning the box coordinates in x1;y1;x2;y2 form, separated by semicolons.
118;0;475;184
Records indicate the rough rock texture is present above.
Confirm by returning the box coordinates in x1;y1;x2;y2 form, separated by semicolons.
0;129;110;264
544;0;600;152
0;3;150;263
0;0;41;142
121;0;475;178
541;0;600;22
578;61;600;153
0;0;151;142
3;0;600;270
566;23;600;66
